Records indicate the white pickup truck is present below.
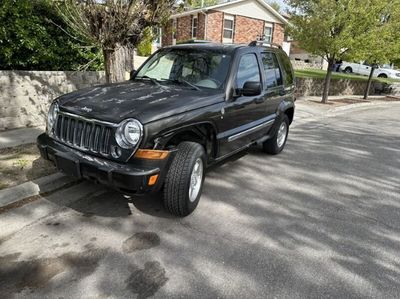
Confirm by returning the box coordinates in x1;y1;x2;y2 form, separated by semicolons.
340;62;400;79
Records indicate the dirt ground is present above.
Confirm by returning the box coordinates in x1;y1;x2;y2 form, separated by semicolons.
0;143;56;190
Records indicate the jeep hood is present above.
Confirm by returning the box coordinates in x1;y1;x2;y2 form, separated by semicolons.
57;81;224;124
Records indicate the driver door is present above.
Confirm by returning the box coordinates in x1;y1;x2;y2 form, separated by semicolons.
216;51;267;157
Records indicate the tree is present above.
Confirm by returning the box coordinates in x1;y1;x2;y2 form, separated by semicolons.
60;0;176;83
188;0;218;8
286;0;393;103
267;1;281;13
350;1;400;99
0;0;102;71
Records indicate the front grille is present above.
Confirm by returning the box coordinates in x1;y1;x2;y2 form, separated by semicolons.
54;112;113;155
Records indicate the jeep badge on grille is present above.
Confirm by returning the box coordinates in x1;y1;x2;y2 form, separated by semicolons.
81;106;92;113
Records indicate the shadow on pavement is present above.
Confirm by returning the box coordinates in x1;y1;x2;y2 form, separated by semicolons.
1;105;400;298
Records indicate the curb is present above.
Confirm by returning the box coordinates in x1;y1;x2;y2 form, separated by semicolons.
327;100;392;113
0;173;79;209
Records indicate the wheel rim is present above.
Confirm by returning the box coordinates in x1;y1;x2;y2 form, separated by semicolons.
189;158;203;202
277;122;287;148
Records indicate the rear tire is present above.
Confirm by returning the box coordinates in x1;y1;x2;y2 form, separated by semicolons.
344;67;353;73
163;142;206;217
263;115;289;155
378;74;388;78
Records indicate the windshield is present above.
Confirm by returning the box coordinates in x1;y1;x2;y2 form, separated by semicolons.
135;48;231;90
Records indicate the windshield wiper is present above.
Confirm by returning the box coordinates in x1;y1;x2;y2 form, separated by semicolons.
161;78;201;91
136;75;161;87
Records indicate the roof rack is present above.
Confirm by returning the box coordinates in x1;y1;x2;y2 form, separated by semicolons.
248;40;282;49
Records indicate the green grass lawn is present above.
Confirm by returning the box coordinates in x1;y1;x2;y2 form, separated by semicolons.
294;69;400;84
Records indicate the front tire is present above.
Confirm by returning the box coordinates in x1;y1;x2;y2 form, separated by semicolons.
263;115;289;155
163;142;206;217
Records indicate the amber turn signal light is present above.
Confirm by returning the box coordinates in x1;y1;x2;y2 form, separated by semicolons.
148;174;159;186
134;149;170;160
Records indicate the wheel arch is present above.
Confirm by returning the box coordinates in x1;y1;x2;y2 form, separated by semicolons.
277;100;295;125
156;122;218;161
285;107;294;125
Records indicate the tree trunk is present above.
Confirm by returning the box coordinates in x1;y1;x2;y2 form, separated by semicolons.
103;46;135;83
322;58;335;104
363;66;375;100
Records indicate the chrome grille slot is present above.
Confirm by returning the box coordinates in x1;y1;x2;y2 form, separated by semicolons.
54;112;113;155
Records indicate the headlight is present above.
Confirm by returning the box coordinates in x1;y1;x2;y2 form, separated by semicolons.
115;119;143;149
47;102;59;136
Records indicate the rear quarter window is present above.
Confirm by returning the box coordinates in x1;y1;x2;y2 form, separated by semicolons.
277;51;294;86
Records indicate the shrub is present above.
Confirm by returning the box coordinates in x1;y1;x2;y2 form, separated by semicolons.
136;27;154;57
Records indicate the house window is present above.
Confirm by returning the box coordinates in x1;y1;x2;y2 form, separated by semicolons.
192;16;198;39
223;14;234;43
264;26;272;43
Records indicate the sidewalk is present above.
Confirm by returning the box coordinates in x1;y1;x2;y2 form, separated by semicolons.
294;95;398;122
0;125;45;149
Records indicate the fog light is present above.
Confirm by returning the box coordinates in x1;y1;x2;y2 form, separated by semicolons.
111;146;122;158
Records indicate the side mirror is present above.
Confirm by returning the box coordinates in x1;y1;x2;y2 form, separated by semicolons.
242;81;262;96
130;69;137;80
232;87;243;99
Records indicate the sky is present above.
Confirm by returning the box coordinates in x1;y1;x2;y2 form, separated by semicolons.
268;0;290;12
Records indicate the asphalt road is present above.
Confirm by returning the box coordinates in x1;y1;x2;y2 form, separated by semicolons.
1;103;400;299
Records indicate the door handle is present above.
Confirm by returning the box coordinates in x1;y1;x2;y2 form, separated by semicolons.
279;88;286;96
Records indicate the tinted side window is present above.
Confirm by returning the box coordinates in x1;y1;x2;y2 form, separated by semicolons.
277;52;294;86
236;54;261;89
261;52;283;88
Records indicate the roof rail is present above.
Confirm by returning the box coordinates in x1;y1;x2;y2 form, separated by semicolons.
177;39;212;44
248;40;282;49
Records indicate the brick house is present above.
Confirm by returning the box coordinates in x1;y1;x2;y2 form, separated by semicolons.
161;0;289;50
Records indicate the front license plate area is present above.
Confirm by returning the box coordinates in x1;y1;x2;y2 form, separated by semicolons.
54;154;81;178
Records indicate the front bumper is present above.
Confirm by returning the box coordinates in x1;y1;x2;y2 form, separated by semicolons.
37;133;175;194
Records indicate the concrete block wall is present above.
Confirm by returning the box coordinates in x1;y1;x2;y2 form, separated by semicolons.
0;71;105;130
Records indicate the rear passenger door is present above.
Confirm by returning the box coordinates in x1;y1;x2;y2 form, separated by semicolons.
276;50;295;101
260;51;285;118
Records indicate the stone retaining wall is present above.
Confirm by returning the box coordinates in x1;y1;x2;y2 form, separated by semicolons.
0;71;105;130
295;78;377;97
291;60;323;70
391;83;400;95
0;70;395;131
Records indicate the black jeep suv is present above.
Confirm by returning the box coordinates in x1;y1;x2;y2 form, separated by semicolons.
37;41;295;216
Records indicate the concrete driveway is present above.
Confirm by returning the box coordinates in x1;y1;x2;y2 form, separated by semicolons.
1;103;400;298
